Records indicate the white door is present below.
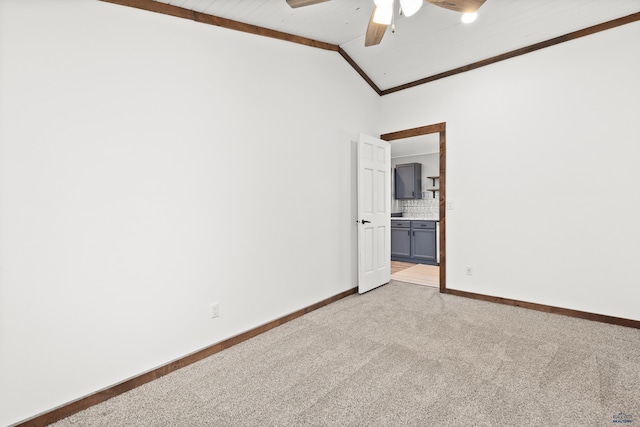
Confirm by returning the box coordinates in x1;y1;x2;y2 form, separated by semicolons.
357;133;391;293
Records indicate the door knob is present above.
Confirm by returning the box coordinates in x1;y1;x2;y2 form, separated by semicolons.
360;219;371;224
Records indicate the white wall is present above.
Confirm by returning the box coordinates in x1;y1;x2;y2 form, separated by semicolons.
391;153;439;179
380;21;640;321
0;1;379;425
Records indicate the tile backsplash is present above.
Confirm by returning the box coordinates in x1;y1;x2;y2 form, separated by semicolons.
402;196;439;219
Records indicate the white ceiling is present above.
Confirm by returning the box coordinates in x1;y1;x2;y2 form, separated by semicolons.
153;0;639;91
390;133;440;157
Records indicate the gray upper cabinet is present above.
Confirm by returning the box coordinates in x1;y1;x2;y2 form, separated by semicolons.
394;163;422;199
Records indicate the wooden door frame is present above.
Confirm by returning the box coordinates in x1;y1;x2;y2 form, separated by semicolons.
381;122;447;292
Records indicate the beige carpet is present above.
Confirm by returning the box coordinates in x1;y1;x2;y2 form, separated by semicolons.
51;282;640;427
391;263;439;288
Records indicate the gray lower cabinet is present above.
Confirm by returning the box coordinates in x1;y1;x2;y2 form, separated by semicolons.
391;221;411;258
391;220;437;265
412;228;437;262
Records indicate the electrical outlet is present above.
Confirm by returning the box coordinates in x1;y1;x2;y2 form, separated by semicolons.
465;266;473;276
211;302;220;319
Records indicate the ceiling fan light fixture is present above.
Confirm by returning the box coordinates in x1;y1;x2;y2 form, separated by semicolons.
399;0;422;17
373;5;393;25
461;12;478;23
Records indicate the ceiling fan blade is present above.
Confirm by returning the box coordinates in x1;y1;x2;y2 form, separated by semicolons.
286;0;331;8
427;0;486;13
364;7;388;47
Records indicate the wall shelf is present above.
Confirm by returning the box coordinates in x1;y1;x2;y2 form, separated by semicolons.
426;176;439;198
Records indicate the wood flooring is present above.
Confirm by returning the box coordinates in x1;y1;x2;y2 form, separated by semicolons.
390;261;439;288
391;261;415;275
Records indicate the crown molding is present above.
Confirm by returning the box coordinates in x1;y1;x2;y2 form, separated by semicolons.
99;1;640;97
100;0;339;51
381;11;640;95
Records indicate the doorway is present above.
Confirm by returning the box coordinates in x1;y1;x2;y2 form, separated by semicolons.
381;123;446;293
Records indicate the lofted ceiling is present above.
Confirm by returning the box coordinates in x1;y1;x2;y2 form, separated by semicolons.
149;0;640;93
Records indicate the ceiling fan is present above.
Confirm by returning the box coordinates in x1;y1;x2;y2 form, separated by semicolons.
286;0;486;46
